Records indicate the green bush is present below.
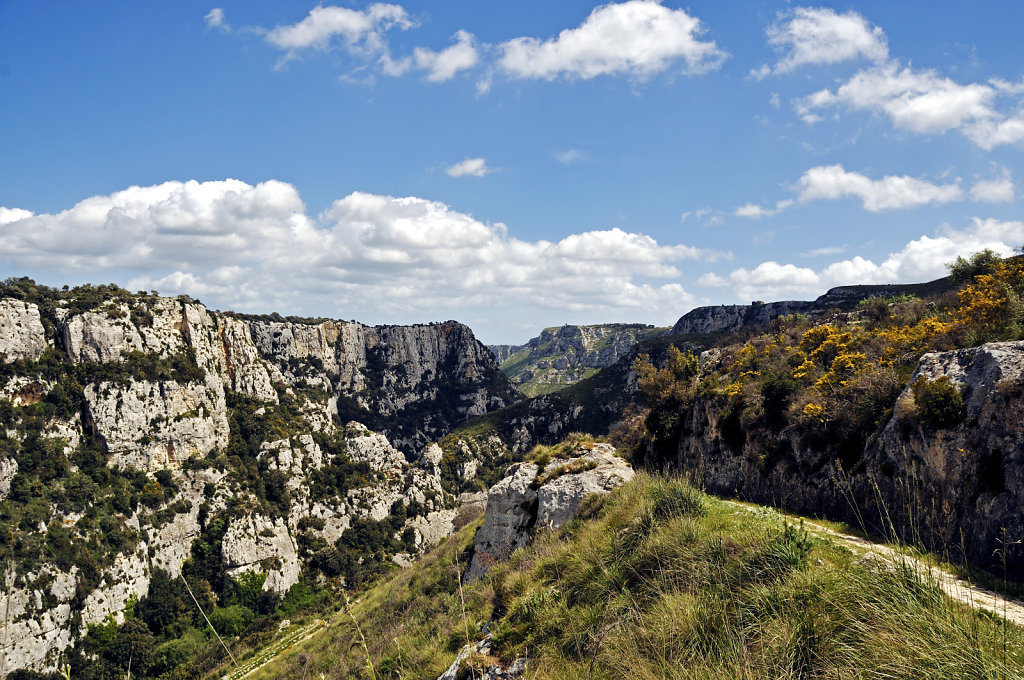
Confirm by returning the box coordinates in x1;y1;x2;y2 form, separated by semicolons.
947;248;1002;283
228;570;267;611
150;628;206;676
911;376;966;429
208;604;255;636
277;581;320;616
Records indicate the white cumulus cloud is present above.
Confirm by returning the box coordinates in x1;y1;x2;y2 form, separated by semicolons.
266;4;413;51
445;158;494;178
498;0;725;80
763;7;888;75
793;59;1024;149
204;8;229;31
971;168;1015;203
735;165;962;218
264;3;414;71
413;30;478;82
795;164;962;211
0;207;33;226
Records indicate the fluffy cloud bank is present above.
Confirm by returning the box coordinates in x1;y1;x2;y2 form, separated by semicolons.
498;0;725;80
715;218;1024;300
0;179;724;339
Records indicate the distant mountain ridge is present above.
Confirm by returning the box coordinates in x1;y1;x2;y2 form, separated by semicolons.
672;279;955;335
488;323;665;397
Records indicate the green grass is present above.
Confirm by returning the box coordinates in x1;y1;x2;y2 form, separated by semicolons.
232;474;1024;680
497;347;534;379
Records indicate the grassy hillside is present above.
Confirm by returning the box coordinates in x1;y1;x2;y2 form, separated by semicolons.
232;473;1024;680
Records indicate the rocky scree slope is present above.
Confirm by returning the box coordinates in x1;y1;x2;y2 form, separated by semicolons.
488;323;663;397
0;281;516;676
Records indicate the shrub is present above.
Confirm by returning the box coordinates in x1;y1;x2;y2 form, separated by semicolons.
208;604;255;636
911;376;965;429
947;248;1002;283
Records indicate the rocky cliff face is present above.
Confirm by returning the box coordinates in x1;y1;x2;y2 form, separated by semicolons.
0;284;516;674
869;342;1024;570
492;324;662;397
487;344;524;365
464;443;633;581
0;299;47;362
252;318;518;452
672;300;818;335
651;341;1024;575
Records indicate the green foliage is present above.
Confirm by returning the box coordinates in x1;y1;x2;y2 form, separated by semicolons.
277;581;321;616
209;604;255;636
632;345;698;406
911;375;966;429
137;569;192;636
229;570;268;611
858;295;892;327
150;628;206;676
105;348;206;386
103;617;157;676
760;369;798;426
948;248;1003;283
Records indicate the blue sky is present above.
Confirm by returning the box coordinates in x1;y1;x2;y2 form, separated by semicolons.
1;1;1023;343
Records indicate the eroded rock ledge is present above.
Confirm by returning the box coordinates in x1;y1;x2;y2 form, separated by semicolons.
465;443;633;582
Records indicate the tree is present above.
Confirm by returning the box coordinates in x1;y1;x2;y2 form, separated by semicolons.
103;617;156;675
947;248;1002;283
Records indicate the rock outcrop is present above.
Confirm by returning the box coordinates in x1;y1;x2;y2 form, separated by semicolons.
438;635;526;680
869;342;1024;571
465;443;633;581
0;300;47;362
221;515;302;594
84;379;229;471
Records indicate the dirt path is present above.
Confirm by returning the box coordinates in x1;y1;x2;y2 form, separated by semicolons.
725;500;1024;627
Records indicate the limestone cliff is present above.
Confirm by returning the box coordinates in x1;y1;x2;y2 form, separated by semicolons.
250;318;518;452
0;282;516;674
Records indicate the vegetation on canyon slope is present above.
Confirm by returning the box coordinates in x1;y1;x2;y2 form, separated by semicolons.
629;250;1024;467
240;472;1024;680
